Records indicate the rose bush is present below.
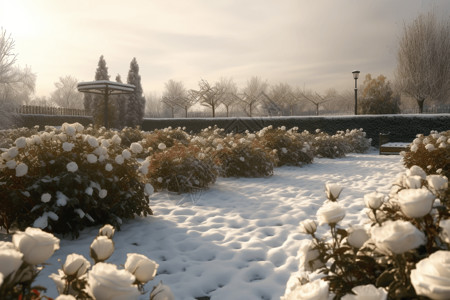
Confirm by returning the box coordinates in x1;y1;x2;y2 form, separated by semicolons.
283;165;449;299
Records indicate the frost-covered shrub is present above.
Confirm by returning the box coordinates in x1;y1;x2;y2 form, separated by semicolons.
118;126;146;147
214;134;276;177
146;143;217;193
0;123;153;237
257;126;314;167
0;126;39;148
403;130;450;178
283;166;449;299
142;127;190;156
337;128;372;153
311;129;349;158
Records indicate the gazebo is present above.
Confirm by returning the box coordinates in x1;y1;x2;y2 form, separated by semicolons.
77;80;136;128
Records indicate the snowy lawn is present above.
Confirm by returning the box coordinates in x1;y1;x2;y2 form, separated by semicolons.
35;151;405;300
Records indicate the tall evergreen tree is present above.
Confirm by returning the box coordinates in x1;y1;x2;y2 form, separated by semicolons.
125;58;145;127
114;73;127;128
84;55;118;127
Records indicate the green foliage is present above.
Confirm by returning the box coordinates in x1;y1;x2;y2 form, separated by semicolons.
0;123;152;237
403;130;450;178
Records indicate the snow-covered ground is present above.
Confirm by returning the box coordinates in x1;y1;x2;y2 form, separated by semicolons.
35;151;405;300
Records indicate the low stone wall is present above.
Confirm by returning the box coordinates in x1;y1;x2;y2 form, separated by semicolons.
13;114;449;148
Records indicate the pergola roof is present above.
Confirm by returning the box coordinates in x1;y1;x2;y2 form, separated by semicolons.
77;80;136;95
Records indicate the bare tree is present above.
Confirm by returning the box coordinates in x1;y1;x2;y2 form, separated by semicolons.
395;12;450;113
145;91;167;118
216;77;239;117
269;83;298;115
292;88;331;116
50;75;84;109
162;79;194;118
240;76;268;117
0;28;17;84
190;79;224;117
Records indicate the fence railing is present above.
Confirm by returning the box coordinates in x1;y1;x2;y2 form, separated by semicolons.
16;105;88;116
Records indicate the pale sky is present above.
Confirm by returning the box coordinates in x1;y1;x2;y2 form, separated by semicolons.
1;0;450;97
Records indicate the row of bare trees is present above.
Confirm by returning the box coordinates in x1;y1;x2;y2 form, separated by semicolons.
152;76;354;118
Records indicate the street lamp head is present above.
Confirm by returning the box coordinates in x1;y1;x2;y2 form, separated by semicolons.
352;70;360;80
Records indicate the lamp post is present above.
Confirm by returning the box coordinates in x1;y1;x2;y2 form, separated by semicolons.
352;70;360;115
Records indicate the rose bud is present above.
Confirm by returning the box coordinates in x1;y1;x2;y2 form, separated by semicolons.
124;253;159;284
90;236;114;263
63;253;91;278
12;227;60;265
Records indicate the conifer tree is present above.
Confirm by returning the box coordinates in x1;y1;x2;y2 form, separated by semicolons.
125;58;145;128
114;74;127;128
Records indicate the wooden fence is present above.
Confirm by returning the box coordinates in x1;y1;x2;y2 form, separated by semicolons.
16;105;88;116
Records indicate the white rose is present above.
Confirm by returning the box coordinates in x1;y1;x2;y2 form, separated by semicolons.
347;226;370;249
115;155;124;165
363;192;384;209
12;227;60;265
111;134;121;145
105;163;113;172
87;263;140;300
0;248;23;278
404;175;423;189
49;269;68;295
144;183;154;195
8;147;19;159
15;137;27;149
299;219;318;234
6;160;16;169
440;219;450;244
150;281;175;300
397;188;435;218
55;295;76;300
124;253;159;283
406;165;427;179
341;284;387;300
90;236;114;263
411;250;450;300
281;279;329;300
87;136;99;148
62;142;75;152
40;193;52;203
15;163;28;177
130;142;143;154
427;175;448;191
158;143;166;150
122;149;132;160
325;183;343;201
99;189;107;199
63;253;91;278
317;202;346;225
370;220;425;254
98;224;115;238
86;154;98;164
66;162;78;173
298;240;323;272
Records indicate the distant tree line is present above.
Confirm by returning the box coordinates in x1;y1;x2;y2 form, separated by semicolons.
1;10;450;129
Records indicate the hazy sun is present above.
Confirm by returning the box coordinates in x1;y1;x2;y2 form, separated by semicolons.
1;1;42;37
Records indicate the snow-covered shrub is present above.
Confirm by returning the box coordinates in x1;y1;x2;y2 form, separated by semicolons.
403;130;450;178
283;166;449;299
0;225;174;300
146;143;217;193
311;129;349;158
338;128;372;153
257;126;314;167
118;126;147;147
214;134;276;177
142;127;190;156
0;123;153;237
0;126;39;148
